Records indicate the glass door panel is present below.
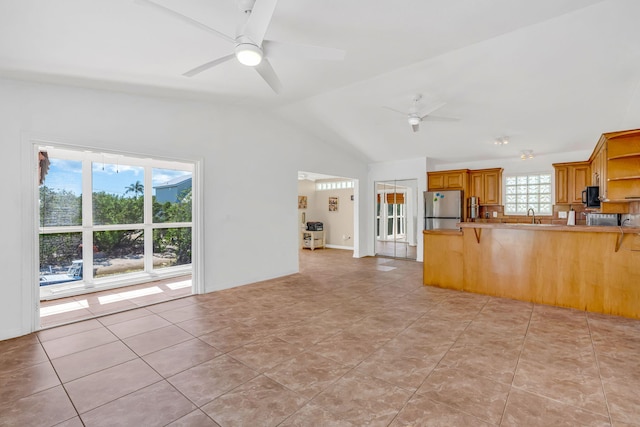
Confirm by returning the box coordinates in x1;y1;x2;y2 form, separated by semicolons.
374;179;417;260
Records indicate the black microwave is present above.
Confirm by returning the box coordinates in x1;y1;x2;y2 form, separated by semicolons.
582;186;600;208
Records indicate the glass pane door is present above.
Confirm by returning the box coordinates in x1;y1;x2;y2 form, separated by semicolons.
374;179;417;260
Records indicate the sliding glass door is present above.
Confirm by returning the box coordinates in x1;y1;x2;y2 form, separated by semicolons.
38;146;193;299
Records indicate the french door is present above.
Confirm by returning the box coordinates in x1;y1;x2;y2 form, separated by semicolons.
375;179;417;260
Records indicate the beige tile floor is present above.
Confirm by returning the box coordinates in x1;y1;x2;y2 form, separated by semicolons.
374;240;417;260
40;276;193;328
1;248;639;426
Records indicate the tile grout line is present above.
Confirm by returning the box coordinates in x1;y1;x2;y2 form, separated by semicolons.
586;312;615;426
385;294;493;426
497;301;534;426
35;333;85;426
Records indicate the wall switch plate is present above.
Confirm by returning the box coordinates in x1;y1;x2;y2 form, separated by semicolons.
492;211;498;217
559;211;567;219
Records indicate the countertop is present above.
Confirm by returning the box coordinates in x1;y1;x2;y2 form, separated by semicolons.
456;222;640;234
423;229;463;235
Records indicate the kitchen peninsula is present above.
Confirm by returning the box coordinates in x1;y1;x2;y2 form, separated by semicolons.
423;129;640;319
423;223;640;318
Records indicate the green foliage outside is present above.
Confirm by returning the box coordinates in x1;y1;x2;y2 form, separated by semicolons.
39;181;192;269
153;189;192;265
39;186;81;227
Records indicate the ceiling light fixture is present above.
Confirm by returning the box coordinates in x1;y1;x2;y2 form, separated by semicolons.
494;137;509;145
408;116;421;126
520;150;534;160
235;43;263;66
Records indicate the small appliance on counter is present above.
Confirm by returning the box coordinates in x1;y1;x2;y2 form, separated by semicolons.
306;221;323;231
586;213;619;226
424;190;463;230
468;196;479;220
582;186;600;208
567;206;576;226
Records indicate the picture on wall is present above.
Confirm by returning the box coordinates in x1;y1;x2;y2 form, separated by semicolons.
298;196;307;209
329;196;338;212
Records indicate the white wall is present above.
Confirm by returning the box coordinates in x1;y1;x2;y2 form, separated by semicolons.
368;157;427;262
314;186;354;249
0;78;368;340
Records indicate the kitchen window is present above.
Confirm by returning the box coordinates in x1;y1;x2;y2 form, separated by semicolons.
504;173;552;215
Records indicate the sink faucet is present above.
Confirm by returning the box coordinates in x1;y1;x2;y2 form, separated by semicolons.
527;208;536;224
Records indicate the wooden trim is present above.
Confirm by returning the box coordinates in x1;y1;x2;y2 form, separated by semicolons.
458;222;640;234
473;227;481;243
423;229;462;235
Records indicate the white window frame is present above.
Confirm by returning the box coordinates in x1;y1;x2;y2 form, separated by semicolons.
316;180;354;191
503;172;553;216
37;145;196;299
376;190;408;241
21;136;204;334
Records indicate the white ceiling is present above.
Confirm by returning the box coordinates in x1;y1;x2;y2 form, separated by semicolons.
1;0;638;164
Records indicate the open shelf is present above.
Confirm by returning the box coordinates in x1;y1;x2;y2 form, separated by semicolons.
608;153;640;161
608;175;640;181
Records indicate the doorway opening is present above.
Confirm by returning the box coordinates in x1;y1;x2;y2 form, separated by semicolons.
36;144;198;328
297;171;358;260
375;179;418;260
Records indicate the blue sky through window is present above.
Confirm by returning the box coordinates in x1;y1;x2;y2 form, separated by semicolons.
43;158;190;197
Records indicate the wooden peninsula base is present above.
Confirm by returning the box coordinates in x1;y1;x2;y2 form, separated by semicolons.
424;224;640;319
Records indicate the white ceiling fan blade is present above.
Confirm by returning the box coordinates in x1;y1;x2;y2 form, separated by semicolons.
382;106;408;116
262;40;345;61
423;115;459;122
412;124;420;133
244;0;278;45
183;54;235;77
418;102;447;120
135;0;235;44
255;58;282;93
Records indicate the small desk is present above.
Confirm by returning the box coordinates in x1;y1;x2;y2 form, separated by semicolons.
301;230;325;250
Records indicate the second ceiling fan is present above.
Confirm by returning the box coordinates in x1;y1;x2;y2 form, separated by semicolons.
136;0;345;93
384;94;458;132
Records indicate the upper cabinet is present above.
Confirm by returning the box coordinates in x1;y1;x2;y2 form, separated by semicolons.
553;161;590;205
428;169;468;191
604;130;640;201
586;129;640;213
590;139;607;199
468;168;503;205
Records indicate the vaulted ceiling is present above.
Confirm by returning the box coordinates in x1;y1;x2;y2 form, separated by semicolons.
1;0;638;164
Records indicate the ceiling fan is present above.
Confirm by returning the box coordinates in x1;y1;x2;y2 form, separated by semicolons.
135;0;345;93
384;94;458;132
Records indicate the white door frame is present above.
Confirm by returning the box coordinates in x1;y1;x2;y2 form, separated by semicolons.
21;133;204;333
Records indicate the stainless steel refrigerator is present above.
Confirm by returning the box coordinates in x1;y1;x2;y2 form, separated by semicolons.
424;190;463;230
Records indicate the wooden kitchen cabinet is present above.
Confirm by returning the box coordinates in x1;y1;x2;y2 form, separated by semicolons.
468;168;502;205
553;161;590;204
591;142;607;189
604;130;640;202
427;169;468;191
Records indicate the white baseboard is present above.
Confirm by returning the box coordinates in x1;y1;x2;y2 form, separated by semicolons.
325;244;354;250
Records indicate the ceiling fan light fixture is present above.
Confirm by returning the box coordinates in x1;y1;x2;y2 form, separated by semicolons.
408;116;420;126
235;43;263;66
